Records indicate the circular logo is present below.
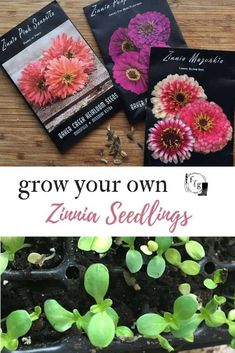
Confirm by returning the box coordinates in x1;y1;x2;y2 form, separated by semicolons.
185;173;207;194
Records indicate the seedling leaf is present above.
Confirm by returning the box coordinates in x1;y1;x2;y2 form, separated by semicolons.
205;310;227;328
180;261;200;276
87;311;115;348
126;249;143;273
44;300;75;332
171;314;203;342
173;295;199;320
106;307;119;327
155;237;173;253
157;335;174;352
147;255;166;279
84;263;109;303
185;240;205;260
165;248;181;266
6;310;32;338
178;283;191;295
203;279;217;290
228;322;235;338
116;326;134;338
1;237;26;253
0;252;9;274
137;313;167;338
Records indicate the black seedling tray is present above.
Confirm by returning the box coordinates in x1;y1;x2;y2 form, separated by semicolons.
1;237;235;353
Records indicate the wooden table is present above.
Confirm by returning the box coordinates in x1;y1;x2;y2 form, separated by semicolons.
0;0;235;166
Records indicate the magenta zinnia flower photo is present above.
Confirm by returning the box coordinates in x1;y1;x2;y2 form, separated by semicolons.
19;61;53;107
45;56;89;99
147;117;195;164
128;11;171;48
151;74;207;119
42;33;95;74
113;51;148;95
179;100;233;153
140;42;169;68
109;28;139;61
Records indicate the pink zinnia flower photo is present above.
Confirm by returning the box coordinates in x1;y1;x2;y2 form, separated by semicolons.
128;11;171;48
45;56;89;99
42;33;95;74
19;61;53;107
147;117;195;164
109;28;139;62
113;51;148;95
151;74;207;119
179;100;233;153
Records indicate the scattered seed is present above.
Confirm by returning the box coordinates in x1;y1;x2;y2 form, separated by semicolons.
100;158;108;164
113;159;122;165
120;150;128;158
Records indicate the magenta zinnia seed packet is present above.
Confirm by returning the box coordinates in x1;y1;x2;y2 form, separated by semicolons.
84;0;186;124
144;47;235;166
0;1;120;152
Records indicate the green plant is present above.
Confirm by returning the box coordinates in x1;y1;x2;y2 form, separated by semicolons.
77;236;112;253
121;237;143;273
137;294;200;352
165;248;201;275
27;248;56;267
0;237;29;274
137;292;235;351
174;237;205;260
203;268;228;290
0;307;41;351
44;263;133;348
141;237;173;279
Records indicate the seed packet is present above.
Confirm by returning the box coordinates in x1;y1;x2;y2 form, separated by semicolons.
0;1;120;152
144;47;235;166
84;0;187;124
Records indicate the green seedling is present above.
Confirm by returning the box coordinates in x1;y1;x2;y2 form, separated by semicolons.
137;313;173;352
227;309;235;344
203;268;228;290
200;295;227;327
1;307;41;352
137;294;200;351
44;263;133;348
121;237;143;273
174;237;205;261
178;283;191;295
165;248;201;276
145;237;173;279
77;236;112;253
27;248;56;267
0;237;30;274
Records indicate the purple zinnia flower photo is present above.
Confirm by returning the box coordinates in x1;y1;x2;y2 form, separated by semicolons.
128;11;171;48
113;51;148;95
140;42;170;68
109;27;139;62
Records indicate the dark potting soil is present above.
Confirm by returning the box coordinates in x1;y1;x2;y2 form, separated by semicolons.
1;237;235;350
8;237;65;270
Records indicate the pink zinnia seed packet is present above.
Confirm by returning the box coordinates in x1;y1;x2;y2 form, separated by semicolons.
145;47;235;166
0;2;120;152
84;0;187;124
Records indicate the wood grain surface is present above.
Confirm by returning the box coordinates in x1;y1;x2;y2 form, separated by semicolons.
0;0;234;166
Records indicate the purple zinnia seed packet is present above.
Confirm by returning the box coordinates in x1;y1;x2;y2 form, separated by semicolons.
84;0;187;123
